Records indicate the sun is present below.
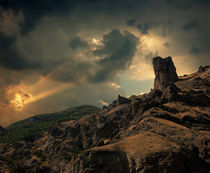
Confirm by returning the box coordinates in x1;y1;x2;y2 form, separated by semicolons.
11;93;24;111
10;92;32;111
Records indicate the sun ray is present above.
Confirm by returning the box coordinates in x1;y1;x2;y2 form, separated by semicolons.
9;79;74;111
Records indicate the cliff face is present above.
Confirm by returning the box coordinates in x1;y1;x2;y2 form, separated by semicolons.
1;57;210;173
153;56;178;91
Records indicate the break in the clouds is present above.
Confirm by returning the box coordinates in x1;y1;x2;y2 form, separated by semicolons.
0;0;209;126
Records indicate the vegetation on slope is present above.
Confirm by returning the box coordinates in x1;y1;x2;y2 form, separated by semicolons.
0;105;101;144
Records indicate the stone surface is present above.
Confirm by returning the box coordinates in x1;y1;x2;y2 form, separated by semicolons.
153;56;178;91
117;95;130;105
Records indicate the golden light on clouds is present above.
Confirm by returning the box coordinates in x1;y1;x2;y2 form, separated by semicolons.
7;77;74;112
10;93;31;111
98;99;108;106
92;38;103;46
110;82;121;89
11;93;24;111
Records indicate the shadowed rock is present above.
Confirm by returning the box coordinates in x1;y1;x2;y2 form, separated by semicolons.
117;95;130;105
0;126;4;132
198;65;210;73
153;56;178;91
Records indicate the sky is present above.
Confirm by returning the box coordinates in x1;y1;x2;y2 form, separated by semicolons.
0;0;209;127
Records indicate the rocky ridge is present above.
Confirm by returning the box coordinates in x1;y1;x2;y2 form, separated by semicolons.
0;56;210;173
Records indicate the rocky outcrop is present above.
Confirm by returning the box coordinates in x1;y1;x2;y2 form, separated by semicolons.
198;65;210;73
176;65;210;91
1;56;210;173
153;56;178;91
117;95;130;105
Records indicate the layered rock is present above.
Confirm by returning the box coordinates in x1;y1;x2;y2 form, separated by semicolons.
153;56;178;91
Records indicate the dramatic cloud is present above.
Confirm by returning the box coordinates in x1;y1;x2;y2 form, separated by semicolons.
190;47;202;55
0;7;24;36
163;42;171;48
0;33;41;70
69;36;89;50
48;29;138;83
137;21;160;35
182;20;200;32
126;19;136;26
92;29;138;82
0;0;209;126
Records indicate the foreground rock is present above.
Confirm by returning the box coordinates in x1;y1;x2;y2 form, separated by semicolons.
1;57;210;173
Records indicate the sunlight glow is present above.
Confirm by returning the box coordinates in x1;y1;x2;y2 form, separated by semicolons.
11;93;32;111
110;82;120;89
9;77;74;112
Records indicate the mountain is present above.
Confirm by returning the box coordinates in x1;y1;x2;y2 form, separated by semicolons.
0;105;101;144
0;56;210;173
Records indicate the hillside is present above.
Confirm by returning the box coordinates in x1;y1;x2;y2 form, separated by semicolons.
0;105;101;144
0;56;210;173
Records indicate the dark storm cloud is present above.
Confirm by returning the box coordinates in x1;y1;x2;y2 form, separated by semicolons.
92;29;138;82
136;21;159;35
183;20;200;32
0;0;149;35
48;59;92;83
0;0;77;35
135;20;172;36
69;36;89;50
190;47;202;55
166;0;210;9
48;29;138;83
0;33;41;70
126;19;136;26
163;42;171;48
41;57;70;76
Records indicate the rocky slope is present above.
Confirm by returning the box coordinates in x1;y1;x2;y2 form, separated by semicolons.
0;56;210;173
0;105;101;144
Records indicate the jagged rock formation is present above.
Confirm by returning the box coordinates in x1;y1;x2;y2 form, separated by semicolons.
153;56;178;91
0;57;210;173
199;65;210;73
117;95;130;105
